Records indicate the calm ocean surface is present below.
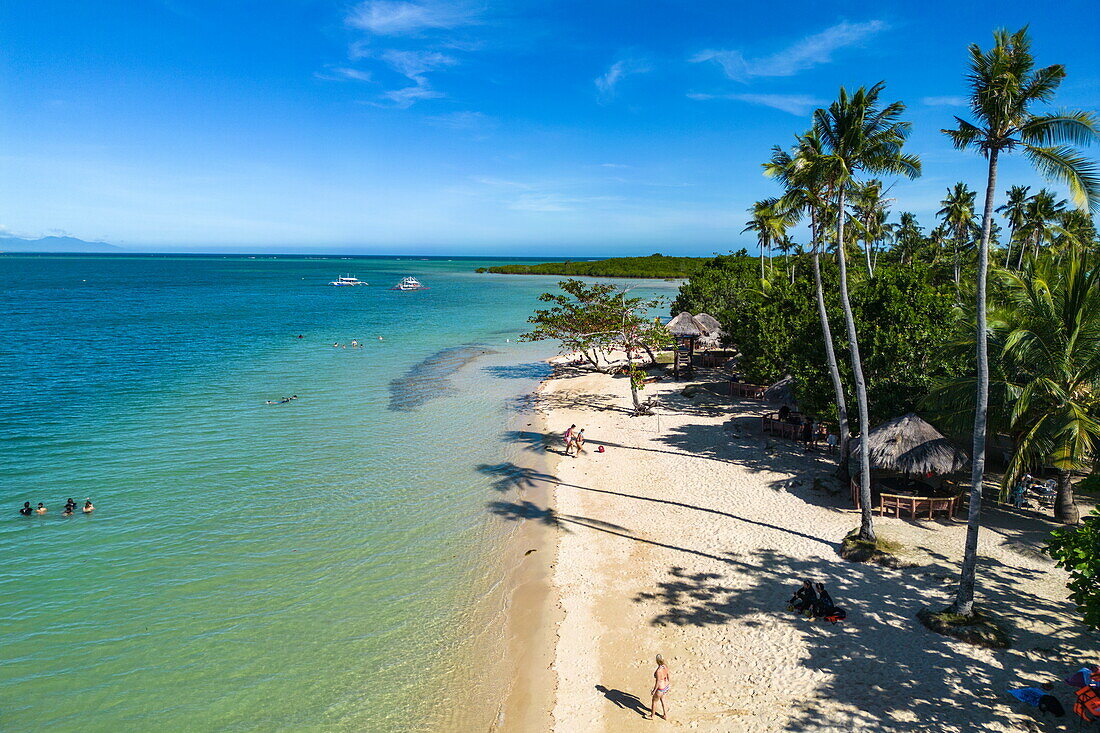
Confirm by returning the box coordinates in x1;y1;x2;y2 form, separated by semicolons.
0;255;674;731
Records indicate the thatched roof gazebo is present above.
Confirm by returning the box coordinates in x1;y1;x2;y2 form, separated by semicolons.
848;413;970;518
666;312;703;379
694;313;724;348
853;413;970;476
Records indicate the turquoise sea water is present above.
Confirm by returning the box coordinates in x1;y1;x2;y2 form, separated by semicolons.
0;255;673;731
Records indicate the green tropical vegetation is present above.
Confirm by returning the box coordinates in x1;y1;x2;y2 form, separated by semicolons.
1048;509;1100;630
673;27;1100;626
476;254;707;278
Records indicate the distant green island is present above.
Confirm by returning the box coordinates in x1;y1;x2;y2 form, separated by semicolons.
476;254;707;279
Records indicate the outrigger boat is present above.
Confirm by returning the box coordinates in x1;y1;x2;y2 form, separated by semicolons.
391;276;427;291
329;275;367;286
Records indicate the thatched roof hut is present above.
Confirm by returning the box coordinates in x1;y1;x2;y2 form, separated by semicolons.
852;413;969;475
694;313;724;347
666;312;704;338
763;375;796;405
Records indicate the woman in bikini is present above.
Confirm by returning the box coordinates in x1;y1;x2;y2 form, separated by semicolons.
563;424;576;455
649;654;670;720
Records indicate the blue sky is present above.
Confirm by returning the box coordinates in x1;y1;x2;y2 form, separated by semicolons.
1;1;1098;255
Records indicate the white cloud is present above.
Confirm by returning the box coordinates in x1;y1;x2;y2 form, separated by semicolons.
359;50;459;107
922;95;969;107
692;20;888;81
687;92;825;116
346;1;479;36
315;66;374;82
594;59;651;101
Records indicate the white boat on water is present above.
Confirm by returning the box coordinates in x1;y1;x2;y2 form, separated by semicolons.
329;275;368;286
391;276;427;291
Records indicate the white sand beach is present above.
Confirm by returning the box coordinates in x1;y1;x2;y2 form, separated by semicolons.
501;365;1100;732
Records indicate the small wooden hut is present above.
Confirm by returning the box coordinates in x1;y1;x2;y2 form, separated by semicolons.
666;312;704;379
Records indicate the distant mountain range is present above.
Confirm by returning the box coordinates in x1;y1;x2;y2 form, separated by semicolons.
0;235;122;253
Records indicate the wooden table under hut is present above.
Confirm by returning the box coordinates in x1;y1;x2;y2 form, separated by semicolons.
849;413;970;519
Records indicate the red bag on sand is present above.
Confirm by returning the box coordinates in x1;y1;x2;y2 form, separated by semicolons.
596;446;605;453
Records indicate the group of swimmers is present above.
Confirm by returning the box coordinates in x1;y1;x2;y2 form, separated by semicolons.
265;395;299;405
563;424;587;457
333;338;383;349
20;498;94;517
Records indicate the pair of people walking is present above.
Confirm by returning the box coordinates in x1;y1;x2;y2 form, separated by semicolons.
563;424;586;457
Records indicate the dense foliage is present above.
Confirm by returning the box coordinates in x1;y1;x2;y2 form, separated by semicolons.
1048;510;1100;630
477;253;707;279
674;255;964;428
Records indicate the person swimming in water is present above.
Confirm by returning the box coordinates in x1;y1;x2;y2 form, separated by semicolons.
35;502;47;515
19;501;32;516
62;505;74;517
82;500;95;514
65;498;76;512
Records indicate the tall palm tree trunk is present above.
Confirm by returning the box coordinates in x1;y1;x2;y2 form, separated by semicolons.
811;212;850;485
1004;232;1014;269
760;243;765;280
835;188;875;541
864;236;874;276
953;149;999;617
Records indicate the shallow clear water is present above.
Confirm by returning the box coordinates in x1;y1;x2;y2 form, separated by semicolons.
0;254;674;731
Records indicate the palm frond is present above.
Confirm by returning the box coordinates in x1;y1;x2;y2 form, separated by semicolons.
1023;144;1100;212
1020;110;1100;147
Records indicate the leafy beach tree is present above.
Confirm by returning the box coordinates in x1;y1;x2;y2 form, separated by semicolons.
1048;508;1100;630
941;26;1100;616
522;279;670;414
812;82;922;542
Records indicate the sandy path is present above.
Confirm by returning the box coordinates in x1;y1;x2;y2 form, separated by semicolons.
503;368;1100;732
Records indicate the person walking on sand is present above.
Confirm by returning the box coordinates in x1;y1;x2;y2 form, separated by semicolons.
571;429;585;457
563;424;576;455
648;654;670;720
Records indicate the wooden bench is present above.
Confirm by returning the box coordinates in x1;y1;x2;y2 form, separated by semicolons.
762;414;804;440
850;481;961;518
730;381;766;399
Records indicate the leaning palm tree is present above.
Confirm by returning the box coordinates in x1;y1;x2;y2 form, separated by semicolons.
996;185;1030;267
937;182;979;289
742;199;786;280
942;26;1100;616
765;131;852;482
813;82;921;542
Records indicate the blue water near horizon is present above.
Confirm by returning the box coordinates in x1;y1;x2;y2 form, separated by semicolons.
0;254;676;731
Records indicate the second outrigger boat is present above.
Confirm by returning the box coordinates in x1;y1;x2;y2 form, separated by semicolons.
391;276;427;291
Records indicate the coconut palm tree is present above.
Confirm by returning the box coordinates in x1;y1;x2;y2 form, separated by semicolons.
894;212;923;265
851;179;892;276
1018;189;1067;266
998;251;1100;523
813;82;921;542
996;185;1031;267
742;199;786;280
941;26;1100;616
937;182;979;289
764;131;852;482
